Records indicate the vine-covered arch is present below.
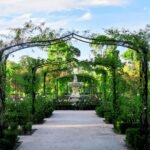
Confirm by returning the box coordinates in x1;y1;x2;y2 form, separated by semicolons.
0;32;149;144
18;58;77;114
56;74;98;98
1;32;147;60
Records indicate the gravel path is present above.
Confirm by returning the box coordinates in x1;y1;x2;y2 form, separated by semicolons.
17;111;127;150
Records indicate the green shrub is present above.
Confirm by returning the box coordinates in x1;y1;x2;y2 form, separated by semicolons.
33;96;45;123
3;129;18;143
0;138;11;150
96;106;105;117
23;122;32;134
126;128;144;149
104;111;115;123
117;122;139;134
19;98;32;124
0;129;18;150
43;100;53;118
55;95;99;110
5;98;32;128
9;122;18;130
33;111;45;124
119;96;141;124
4;111;19;126
114;119;139;134
17;125;23;135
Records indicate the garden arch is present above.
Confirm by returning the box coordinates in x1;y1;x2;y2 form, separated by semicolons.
29;59;77;114
55;74;98;98
0;32;149;142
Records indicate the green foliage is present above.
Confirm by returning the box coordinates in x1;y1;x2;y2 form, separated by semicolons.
0;138;11;150
6;56;43;95
5;98;31;128
57;74;97;97
93;48;122;70
4;95;53;138
119;96;141;124
33;97;45;123
0;129;18;150
23;122;32;134
121;48;139;61
33;95;53;123
114;121;139;134
3;129;18;144
112;94;141;133
96;99;114;121
96;105;105;117
55;95;99;110
0;20;58;47
43;100;53;118
0;22;149;150
104;110;116;124
77;96;99;110
126;128;144;149
96;102;115;123
48;41;80;62
104;27;150;51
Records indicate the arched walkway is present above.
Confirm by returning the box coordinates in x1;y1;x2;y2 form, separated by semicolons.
17;111;126;150
0;30;149;149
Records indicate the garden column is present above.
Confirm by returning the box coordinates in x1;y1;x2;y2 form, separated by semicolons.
0;57;6;138
31;67;36;115
141;51;149;144
43;72;47;96
112;66;117;112
103;73;107;101
55;79;58;100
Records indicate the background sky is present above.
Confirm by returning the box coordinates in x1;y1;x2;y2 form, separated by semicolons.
0;0;149;62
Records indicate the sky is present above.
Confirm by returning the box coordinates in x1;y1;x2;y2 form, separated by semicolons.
0;0;149;62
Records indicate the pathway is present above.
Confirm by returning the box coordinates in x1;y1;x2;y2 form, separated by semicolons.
17;111;127;150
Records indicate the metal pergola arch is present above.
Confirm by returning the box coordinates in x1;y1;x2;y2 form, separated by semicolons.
0;32;149;146
43;67;69;95
0;32;146;59
24;58;77;114
56;73;97;97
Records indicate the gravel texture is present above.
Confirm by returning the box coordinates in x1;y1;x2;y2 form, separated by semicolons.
17;111;127;150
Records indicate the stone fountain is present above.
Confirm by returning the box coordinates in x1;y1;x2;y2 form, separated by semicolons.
68;73;82;103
